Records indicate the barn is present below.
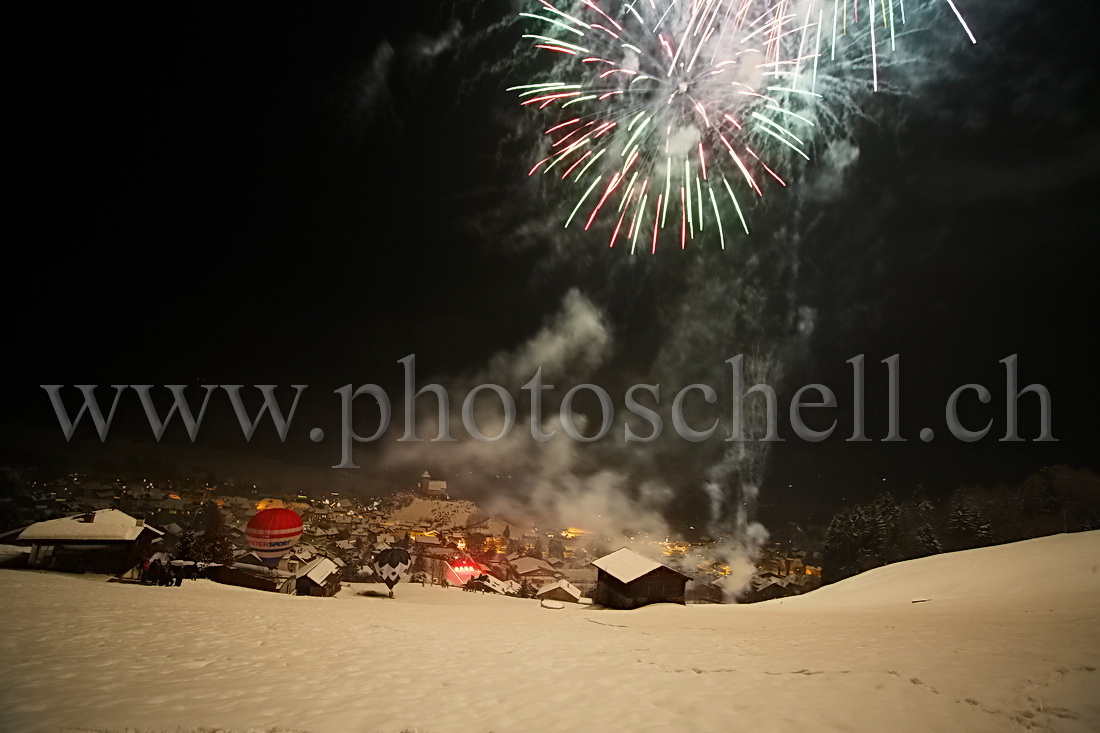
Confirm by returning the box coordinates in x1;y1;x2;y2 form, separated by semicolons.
591;548;690;609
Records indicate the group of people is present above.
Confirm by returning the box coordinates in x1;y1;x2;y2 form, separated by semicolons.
140;558;191;586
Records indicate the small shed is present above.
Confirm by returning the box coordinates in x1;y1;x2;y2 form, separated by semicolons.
591;548;690;609
535;579;582;604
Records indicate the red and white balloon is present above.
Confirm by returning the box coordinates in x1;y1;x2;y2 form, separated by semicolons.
246;508;303;567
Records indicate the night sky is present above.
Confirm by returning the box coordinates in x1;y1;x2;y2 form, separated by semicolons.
6;1;1098;526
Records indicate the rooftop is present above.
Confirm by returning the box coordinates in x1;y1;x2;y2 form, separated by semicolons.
592;548;688;584
18;510;164;543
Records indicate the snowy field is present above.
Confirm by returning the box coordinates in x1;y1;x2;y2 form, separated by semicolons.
1;532;1098;733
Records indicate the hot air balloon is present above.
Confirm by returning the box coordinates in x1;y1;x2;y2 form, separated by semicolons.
373;547;411;598
246;508;303;568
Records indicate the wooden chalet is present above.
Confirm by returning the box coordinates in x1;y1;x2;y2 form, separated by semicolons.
17;509;164;575
591;548;690;609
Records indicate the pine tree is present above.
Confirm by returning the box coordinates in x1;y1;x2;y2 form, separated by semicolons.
906;495;942;558
822;507;857;582
947;493;993;551
912;520;942;555
175;528;198;561
194;501;235;565
869;493;901;562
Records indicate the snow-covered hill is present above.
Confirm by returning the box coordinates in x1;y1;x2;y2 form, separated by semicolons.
1;532;1097;732
768;530;1100;612
384;496;483;528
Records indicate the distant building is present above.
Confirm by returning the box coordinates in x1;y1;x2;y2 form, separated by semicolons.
17;509;164;575
417;472;449;499
508;556;561;587
591;548;691;609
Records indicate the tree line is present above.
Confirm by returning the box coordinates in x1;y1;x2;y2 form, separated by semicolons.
173;501;236;565
821;465;1100;583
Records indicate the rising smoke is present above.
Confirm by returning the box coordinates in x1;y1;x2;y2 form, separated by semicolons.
350;0;989;597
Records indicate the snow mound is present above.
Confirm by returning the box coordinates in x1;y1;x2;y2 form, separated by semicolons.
768;531;1100;612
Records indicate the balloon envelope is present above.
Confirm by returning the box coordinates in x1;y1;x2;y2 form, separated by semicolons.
374;548;411;590
246;508;303;567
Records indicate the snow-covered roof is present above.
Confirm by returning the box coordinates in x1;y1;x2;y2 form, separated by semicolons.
18;510;163;542
477;575;520;595
305;557;339;585
592;548;684;584
232;562;293;578
536;579;581;600
510;556;556;576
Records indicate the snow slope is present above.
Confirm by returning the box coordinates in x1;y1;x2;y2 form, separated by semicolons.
767;531;1100;612
1;532;1097;733
384;497;482;528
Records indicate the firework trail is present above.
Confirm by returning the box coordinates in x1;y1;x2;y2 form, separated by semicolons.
510;0;975;252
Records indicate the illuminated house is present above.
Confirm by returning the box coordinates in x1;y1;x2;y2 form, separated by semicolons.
591;548;690;609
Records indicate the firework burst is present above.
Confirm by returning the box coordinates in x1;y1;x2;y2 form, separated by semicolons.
510;0;975;253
